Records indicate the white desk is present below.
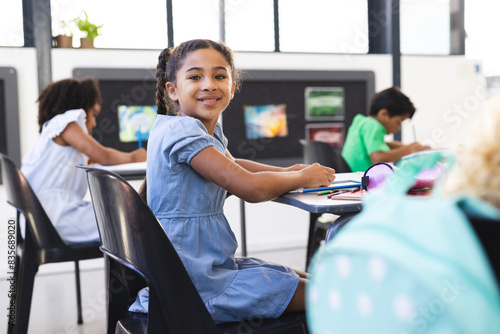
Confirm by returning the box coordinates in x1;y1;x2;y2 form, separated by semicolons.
92;162;147;180
275;172;363;214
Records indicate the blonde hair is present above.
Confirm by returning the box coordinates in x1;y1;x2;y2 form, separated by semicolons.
447;93;500;209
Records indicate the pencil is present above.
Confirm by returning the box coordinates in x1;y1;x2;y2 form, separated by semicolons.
317;190;334;195
290;183;361;194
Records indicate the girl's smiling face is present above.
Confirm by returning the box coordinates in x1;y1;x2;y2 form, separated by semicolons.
166;48;236;134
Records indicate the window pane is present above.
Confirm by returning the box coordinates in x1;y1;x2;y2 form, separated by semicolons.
279;0;368;53
0;2;24;46
225;0;274;52
400;0;450;55
50;0;168;49
172;0;219;45
465;0;500;77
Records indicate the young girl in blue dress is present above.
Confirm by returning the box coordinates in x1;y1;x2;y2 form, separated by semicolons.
21;78;146;243
130;39;336;323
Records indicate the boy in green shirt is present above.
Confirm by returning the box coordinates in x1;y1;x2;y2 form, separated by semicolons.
342;87;428;172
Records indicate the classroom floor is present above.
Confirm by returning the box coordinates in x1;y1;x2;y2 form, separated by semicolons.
0;247;306;334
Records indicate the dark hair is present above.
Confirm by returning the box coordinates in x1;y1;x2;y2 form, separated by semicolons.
155;39;240;115
369;86;416;119
37;77;102;132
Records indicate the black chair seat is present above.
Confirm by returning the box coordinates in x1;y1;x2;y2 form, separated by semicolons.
218;311;308;334
115;311;307;334
82;166;309;334
37;242;102;263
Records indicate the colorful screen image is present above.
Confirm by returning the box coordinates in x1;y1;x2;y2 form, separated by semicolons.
244;104;289;139
118;105;157;143
306;123;344;147
305;87;344;120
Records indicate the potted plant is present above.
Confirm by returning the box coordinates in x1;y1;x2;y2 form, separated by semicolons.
53;20;73;48
74;11;103;48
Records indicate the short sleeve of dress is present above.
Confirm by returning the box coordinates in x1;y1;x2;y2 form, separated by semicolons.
22;109;87;165
163;116;217;165
41;109;88;138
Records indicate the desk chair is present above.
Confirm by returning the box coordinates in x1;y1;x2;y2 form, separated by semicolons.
82;166;309;334
0;153;102;334
299;140;354;267
467;213;500;285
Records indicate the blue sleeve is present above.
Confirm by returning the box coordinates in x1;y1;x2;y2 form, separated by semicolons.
163;116;216;165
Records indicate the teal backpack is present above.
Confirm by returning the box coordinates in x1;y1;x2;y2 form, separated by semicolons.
306;151;500;334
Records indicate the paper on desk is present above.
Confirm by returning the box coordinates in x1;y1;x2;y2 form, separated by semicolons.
91;161;147;173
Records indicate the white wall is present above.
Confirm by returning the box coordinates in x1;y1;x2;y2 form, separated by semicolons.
1;48;484;276
401;55;486;149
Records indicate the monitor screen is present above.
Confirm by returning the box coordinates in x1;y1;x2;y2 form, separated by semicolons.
117;105;157;147
244;103;288;139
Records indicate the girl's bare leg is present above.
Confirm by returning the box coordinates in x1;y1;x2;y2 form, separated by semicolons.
284;278;307;312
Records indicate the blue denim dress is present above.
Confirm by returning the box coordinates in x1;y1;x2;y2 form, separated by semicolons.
129;115;299;323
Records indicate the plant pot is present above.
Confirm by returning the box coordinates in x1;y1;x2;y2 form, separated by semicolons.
80;37;95;49
54;35;73;48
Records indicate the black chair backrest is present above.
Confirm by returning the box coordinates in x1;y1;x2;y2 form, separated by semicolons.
0;153;66;248
467;214;500;285
300;140;351;173
83;167;220;334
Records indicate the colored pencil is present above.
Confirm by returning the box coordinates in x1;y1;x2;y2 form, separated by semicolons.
290;182;361;194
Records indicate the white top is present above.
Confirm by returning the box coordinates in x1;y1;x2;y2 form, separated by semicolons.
20;109;99;244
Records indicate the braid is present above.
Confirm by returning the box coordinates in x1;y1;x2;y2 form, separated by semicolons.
155;48;173;115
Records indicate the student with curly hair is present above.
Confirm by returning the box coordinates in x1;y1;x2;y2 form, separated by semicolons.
21;77;146;243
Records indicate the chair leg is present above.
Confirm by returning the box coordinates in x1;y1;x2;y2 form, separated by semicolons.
306;213;320;270
75;261;84;324
9;250;38;334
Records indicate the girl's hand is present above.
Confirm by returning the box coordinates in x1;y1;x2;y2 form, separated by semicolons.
131;148;147;162
299;163;336;188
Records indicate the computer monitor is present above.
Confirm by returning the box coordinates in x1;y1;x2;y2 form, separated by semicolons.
0;67;21;183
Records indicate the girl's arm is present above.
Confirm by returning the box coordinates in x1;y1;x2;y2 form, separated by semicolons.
58;122;147;165
191;147;335;203
225;150;309;173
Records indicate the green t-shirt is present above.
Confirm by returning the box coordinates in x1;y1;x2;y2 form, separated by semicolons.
342;114;390;172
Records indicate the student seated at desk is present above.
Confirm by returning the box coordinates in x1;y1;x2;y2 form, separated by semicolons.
342;86;429;172
21;78;146;243
130;39;335;324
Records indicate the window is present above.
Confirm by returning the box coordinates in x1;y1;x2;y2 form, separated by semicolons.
0;2;24;47
465;0;500;77
279;0;368;53
400;0;450;55
50;0;168;49
225;0;275;52
172;0;219;45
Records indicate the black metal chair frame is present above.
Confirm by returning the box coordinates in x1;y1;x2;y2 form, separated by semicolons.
299;139;355;268
0;153;102;334
82;166;308;334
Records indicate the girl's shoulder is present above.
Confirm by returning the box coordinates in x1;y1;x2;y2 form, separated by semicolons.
155;115;209;137
41;109;87;139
